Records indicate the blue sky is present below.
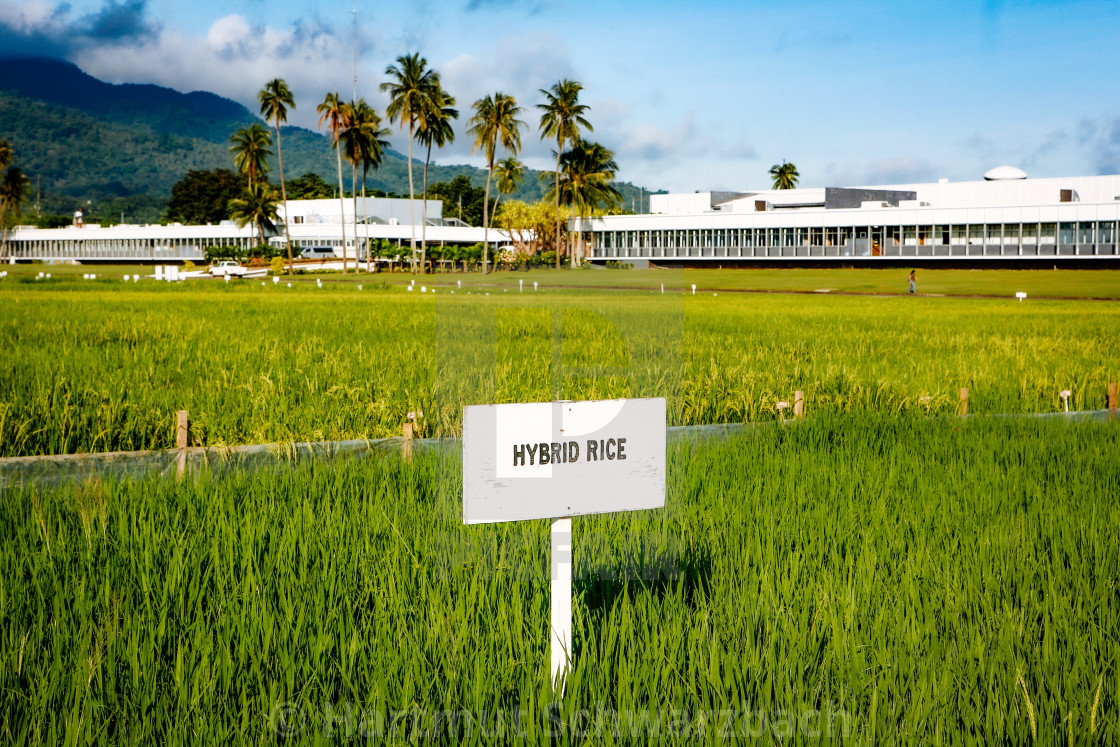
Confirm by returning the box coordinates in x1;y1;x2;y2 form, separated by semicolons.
2;0;1119;192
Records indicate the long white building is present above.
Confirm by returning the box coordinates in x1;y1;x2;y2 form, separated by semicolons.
3;196;508;262
586;169;1120;264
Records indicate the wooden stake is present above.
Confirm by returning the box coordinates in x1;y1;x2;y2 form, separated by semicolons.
175;410;188;480
959;388;969;417
1109;382;1117;411
402;422;413;463
793;390;805;419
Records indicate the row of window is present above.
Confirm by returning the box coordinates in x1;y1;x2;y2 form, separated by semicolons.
596;221;1119;254
9;237;239;259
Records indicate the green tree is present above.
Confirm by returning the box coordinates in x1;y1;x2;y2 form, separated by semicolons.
166;169;246;224
495;198;569;258
769;161;799;190
287;172;334;200
381;53;441;274
492;157;524;215
318;92;350;273
340;99;391;272
467;92;525;274
228;124;272;189
259;78;296;274
0;163;30;259
428;175;489;227
550;140;621;265
416;88;457;274
538;79;592;268
229;181;279;249
0;139;14;258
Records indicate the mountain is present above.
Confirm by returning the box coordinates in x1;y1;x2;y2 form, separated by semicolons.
0;57;255;142
0;57;656;222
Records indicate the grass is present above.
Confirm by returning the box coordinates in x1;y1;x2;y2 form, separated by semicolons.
363;267;1120;300
1;279;1118;457
5;263;1120;298
1;414;1116;743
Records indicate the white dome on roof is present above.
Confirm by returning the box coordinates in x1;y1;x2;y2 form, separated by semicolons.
984;165;1028;181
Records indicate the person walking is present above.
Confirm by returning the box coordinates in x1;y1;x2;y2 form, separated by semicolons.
908;269;917;294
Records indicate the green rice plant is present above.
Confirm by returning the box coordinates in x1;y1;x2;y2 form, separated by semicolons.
0;414;1116;743
1;282;1118;457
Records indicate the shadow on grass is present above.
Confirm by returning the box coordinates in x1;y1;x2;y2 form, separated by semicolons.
576;542;712;612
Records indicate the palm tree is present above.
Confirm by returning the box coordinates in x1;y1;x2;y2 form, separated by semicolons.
381;53;440;274
551;140;621;265
258;79;296;274
467;92;525;274
0;140;11;170
229;124;272;189
229;181;279;249
340;100;391;272
538;80;592;269
415;88;457;274
492;157;523;214
318;92;350;273
769;161;799;190
0;164;29;260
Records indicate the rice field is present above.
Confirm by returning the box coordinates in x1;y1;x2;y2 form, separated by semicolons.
1;271;1116;744
1;279;1117;457
1;414;1117;743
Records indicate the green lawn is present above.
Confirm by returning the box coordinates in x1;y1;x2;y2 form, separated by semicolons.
374;266;1120;299
4;263;1119;298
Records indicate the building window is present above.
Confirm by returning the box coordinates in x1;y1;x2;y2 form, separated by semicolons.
1004;224;1020;245
1059;222;1076;244
1077;222;1095;245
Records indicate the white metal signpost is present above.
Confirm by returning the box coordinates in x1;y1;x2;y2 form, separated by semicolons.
463;397;666;690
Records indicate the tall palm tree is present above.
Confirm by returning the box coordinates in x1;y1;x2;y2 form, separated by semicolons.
229;124;272;189
415;88;457;274
318;92;350;273
229;181;279;249
258;79;296;274
551;140;621;266
467;92;525;274
0;139;11;170
492;157;523;214
381;53;440;274
538;80;592;268
769;161;799;190
340;100;391;272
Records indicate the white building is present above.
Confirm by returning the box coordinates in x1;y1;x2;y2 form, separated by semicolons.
586;170;1120;264
3;197;507;262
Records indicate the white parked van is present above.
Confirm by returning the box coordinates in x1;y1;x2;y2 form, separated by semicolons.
299;246;337;260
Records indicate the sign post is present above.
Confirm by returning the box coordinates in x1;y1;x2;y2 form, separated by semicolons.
463;397;666;689
550;517;572;684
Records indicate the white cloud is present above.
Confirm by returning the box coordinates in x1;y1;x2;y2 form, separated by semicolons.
72;14;383;130
0;0;57;31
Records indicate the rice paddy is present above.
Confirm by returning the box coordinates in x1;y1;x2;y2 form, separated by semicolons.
1;415;1117;743
1;278;1117;456
0;270;1116;744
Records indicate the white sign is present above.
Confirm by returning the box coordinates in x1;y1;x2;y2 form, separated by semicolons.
463;398;665;524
